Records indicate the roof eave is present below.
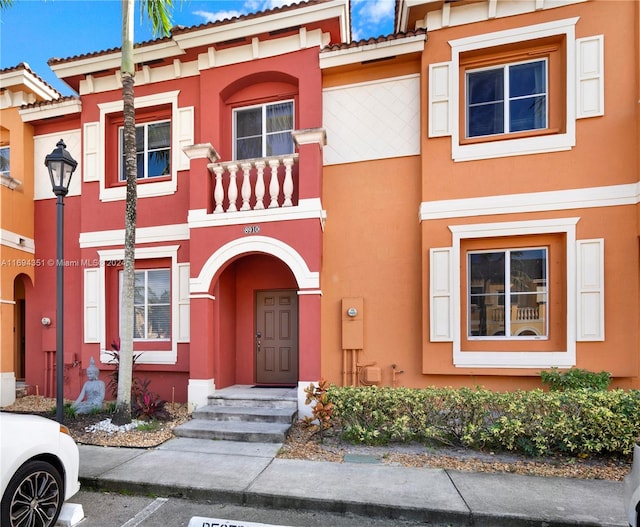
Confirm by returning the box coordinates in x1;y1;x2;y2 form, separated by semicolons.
320;32;426;69
0;67;60;101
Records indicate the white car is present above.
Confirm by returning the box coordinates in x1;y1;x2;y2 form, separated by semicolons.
1;412;81;527
625;443;640;527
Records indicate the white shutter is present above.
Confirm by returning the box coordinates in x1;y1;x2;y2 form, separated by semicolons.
83;122;99;182
430;247;453;341
576;239;604;341
576;35;604;119
177;263;190;342
84;268;101;343
177;107;194;171
429;62;452;137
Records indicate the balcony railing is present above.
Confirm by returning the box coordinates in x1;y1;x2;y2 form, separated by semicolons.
208;154;299;214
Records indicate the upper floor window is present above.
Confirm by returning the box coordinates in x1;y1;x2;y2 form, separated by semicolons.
468;247;548;338
234;101;294;160
0;146;9;178
466;59;547;138
119;120;170;181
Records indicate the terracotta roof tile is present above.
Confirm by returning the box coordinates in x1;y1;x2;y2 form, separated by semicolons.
19;94;79;110
48;0;327;66
322;27;427;53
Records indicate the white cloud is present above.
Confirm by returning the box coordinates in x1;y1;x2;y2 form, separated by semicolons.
352;0;395;41
192;9;244;23
192;0;301;25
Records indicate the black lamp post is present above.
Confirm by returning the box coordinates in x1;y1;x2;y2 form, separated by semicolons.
45;139;77;423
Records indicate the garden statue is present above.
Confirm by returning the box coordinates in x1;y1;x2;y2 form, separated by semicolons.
72;357;105;414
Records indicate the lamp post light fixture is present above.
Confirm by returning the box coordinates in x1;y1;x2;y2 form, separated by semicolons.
45;139;77;423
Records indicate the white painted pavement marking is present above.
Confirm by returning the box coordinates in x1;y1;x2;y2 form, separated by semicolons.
188;517;292;527
120;497;169;527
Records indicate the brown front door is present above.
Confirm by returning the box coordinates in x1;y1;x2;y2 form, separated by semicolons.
255;290;298;385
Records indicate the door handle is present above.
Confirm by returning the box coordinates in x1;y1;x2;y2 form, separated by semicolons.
256;331;261;351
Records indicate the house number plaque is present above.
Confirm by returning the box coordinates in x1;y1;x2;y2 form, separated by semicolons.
243;225;260;234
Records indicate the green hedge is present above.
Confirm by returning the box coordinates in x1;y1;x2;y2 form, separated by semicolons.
325;385;640;457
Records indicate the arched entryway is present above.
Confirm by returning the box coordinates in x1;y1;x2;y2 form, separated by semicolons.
216;254;298;387
188;235;321;410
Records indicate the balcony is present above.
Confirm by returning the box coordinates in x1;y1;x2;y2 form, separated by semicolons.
208;154;299;214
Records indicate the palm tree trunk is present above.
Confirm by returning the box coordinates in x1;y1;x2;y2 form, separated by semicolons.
112;0;176;426
113;0;136;425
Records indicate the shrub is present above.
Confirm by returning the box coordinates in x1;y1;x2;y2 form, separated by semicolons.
303;379;334;442
540;367;611;391
131;379;170;421
326;385;640;457
105;338;143;399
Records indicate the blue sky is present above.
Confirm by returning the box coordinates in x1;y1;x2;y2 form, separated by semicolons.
0;0;395;96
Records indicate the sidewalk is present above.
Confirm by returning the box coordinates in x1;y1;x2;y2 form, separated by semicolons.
77;437;627;527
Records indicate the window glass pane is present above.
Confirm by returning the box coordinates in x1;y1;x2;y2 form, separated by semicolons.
236;108;262;137
468;69;503;105
148;122;170;149
468;104;504;137
133;306;145;339
149;305;170;339
510;249;546;292
147;270;170;339
134;273;145;304
147;270;170;303
509;61;546;98
0;146;10;175
236;137;262;160
467;69;504;137
266;102;293;133
266;132;294;156
469;252;505;337
510;96;546;132
136;153;145;179
147;149;170;177
135;126;145;152
510;249;547;337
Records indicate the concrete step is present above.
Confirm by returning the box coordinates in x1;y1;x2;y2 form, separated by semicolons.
173;419;291;443
193;405;297;424
206;394;297;409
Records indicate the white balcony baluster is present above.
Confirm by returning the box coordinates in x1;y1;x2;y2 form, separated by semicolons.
254;160;266;210
213;165;224;213
268;158;280;208
227;163;238;212
283;157;294;207
240;162;252;211
208;154;298;215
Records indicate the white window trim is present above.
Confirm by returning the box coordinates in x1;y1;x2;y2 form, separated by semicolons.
97;91;183;202
232;99;295;160
96;245;180;365
449;17;578;162
449;217;578;368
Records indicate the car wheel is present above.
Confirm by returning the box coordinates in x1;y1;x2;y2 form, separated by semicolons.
0;460;64;527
